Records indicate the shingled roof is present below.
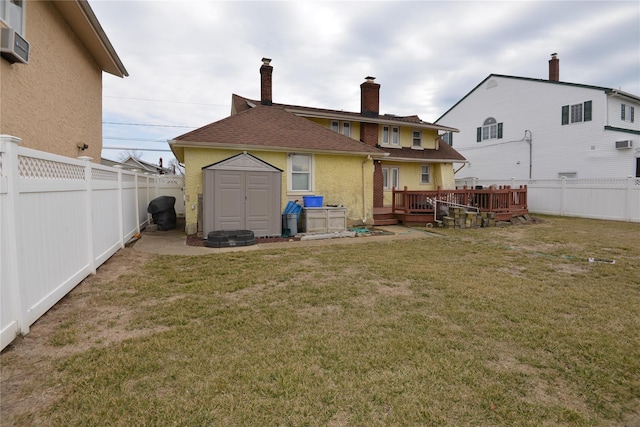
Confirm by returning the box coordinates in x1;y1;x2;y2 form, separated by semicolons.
169;102;387;162
379;143;467;163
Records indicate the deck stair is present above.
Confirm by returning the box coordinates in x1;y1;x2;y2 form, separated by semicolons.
373;207;398;226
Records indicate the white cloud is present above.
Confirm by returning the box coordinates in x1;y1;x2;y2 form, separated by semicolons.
91;0;640;163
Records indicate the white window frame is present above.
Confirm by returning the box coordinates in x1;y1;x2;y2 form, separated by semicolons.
0;0;25;35
342;122;351;137
482;118;498;141
288;153;313;192
412;130;422;148
330;120;351;137
381;126;400;146
622;104;635;123
570;103;583;123
420;165;431;184
382;166;399;190
391;127;399;145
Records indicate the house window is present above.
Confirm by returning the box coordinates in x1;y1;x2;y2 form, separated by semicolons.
571;104;583;123
420;165;430;184
441;132;453;146
622;104;635;123
382;166;399;190
381;126;399;145
330;120;351;137
391;127;399;145
342;122;351;137
476;118;503;142
561;100;592;125
0;0;24;34
412;130;422;148
290;153;311;192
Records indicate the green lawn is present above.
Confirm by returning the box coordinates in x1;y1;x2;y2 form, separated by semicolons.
2;215;639;426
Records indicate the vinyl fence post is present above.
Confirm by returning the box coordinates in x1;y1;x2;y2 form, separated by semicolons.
134;172;141;234
79;156;96;275
114;165;125;249
560;176;567;216
0;135;29;342
625;176;633;222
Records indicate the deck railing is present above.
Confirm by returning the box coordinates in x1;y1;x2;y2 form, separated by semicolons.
392;185;528;217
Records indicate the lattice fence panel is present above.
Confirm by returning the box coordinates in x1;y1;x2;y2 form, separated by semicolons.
18;156;85;180
92;168;118;181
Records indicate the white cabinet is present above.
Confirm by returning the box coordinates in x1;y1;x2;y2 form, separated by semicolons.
301;207;346;233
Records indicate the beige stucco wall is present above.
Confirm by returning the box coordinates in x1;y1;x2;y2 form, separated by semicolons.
0;1;103;161
183;148;375;232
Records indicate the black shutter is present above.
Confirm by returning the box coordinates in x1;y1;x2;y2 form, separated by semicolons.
584;100;592;122
448;132;453;146
562;105;569;125
622;104;626;121
632;107;635;123
477;127;482;142
497;123;503;139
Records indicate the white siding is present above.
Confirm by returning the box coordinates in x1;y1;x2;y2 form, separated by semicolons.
438;76;640;180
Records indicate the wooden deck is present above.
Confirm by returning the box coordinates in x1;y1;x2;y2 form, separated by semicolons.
374;185;528;226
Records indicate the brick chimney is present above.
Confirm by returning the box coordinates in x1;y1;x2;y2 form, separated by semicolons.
360;76;380;118
549;53;559;82
260;58;273;105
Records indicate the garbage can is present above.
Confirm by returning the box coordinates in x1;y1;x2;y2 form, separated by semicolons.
147;196;177;230
282;213;298;237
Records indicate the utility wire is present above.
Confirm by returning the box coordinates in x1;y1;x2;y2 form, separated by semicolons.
455;137;528;151
104;95;228;107
104;137;169;142
103;146;173;152
103;121;197;128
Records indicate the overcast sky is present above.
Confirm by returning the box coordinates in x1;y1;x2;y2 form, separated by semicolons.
91;1;640;165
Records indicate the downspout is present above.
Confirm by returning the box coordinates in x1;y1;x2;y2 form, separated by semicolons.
362;156;371;224
525;130;532;179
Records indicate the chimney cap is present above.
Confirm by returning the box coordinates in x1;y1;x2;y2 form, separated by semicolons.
364;76;376;83
550;53;558;58
262;57;272;66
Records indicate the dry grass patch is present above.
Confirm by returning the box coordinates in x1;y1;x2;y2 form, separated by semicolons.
1;215;639;426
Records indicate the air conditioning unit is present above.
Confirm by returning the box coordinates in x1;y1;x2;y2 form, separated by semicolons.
615;140;633;150
1;27;30;64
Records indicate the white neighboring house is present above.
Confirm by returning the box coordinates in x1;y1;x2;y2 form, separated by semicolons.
436;54;640;180
101;156;174;175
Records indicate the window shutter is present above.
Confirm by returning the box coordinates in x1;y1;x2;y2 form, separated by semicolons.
561;105;569;125
631;107;635;123
584;101;592;122
449;132;453;146
497;123;503;139
477;127;481;142
621;104;626;121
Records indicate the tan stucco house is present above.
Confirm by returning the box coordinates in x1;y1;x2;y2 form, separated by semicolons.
1;0;127;161
170;59;464;236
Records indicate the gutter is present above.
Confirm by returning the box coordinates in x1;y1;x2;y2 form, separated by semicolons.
167;140;389;159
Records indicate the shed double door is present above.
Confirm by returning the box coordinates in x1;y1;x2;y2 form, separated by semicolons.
213;170;275;236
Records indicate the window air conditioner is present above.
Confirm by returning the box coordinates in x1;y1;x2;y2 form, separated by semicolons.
615;140;633;150
1;27;30;64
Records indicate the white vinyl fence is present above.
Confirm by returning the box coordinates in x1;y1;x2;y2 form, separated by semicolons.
1;136;184;351
455;176;640;223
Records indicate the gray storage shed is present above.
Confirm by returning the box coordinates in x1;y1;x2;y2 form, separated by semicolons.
202;152;282;238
